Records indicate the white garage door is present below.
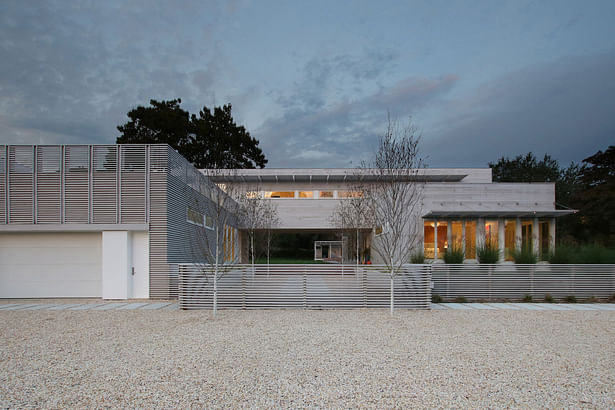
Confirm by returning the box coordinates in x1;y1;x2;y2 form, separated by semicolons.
0;232;102;298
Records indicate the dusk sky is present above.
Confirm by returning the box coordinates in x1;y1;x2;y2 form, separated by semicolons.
1;1;614;168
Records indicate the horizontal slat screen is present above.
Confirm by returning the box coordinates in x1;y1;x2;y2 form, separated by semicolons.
120;145;147;223
36;146;62;223
8;146;33;223
63;145;90;223
431;264;615;301
0;146;5;223
179;264;432;310
92;145;117;223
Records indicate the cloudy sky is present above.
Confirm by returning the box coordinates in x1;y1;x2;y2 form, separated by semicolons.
1;1;614;168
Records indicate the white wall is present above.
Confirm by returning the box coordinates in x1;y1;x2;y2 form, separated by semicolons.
0;232;102;298
102;230;149;299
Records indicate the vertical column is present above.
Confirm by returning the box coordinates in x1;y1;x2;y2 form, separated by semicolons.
515;217;522;251
498;218;505;262
532;217;539;256
461;220;466;257
476;217;485;251
549;218;556;254
433;221;438;260
446;220;452;252
102;231;132;299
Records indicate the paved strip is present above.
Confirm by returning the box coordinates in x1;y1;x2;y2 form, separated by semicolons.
116;302;149;310
443;303;474;310
560;303;598;311
162;303;180;310
592;303;615;310
466;303;497;310
2;304;41;311
484;303;522;310
69;303;107;310
92;303;129;310
140;302;173;310
507;303;546;310
47;303;84;310
23;304;60;311
0;304;21;310
430;303;448;310
530;303;572;310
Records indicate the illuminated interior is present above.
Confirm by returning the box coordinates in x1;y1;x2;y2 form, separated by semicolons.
522;220;532;248
436;221;448;258
319;191;334;198
298;191;313;198
484;220;498;247
451;221;463;249
504;220;516;261
264;191;294;198
423;222;434;259
465;221;476;259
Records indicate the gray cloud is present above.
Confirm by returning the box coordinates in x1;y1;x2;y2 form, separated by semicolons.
257;72;457;167
423;52;615;167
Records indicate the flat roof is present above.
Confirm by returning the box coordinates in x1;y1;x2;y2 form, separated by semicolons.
423;210;576;219
203;168;492;183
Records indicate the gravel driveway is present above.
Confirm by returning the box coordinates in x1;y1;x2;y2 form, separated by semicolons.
1;309;613;408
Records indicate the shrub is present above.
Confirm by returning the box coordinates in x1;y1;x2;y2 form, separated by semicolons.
410;252;425;264
544;293;554;303
586;296;599;303
522;294;533;302
443;245;464;264
609;293;615;303
511;246;538;264
549;243;615;264
431;293;443;303
453;296;467;303
563;295;577;303
477;241;500;264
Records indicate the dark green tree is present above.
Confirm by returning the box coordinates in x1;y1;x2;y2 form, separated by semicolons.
116;99;267;169
489;152;561;182
187;104;267;169
574;146;615;244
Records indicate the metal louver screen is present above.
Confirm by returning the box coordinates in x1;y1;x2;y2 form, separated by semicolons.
8;146;33;223
120;145;147;223
36;146;62;223
92;145;117;223
0;146;5;223
148;145;173;299
64;146;89;223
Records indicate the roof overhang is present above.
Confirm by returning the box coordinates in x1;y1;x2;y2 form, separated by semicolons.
422;210;576;219
205;171;466;183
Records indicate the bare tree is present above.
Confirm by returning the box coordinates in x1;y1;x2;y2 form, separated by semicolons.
330;182;373;269
236;186;279;276
188;168;242;316
261;198;280;271
362;116;425;315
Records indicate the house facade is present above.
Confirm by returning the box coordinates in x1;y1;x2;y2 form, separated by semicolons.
0;144;571;300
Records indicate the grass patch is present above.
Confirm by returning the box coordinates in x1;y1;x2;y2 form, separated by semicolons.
544;293;554;303
522;294;533;302
563;295;577;303
410;252;425;264
431;294;443;303
443;245;464;264
453;296;467;303
511;246;538;264
477;241;500;264
254;257;327;264
549;243;615;264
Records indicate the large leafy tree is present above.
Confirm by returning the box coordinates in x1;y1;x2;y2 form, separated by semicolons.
489;152;561;182
574;146;615;244
116;99;267;169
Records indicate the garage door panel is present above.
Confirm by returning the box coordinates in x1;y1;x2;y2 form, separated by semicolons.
0;247;101;264
0;233;102;298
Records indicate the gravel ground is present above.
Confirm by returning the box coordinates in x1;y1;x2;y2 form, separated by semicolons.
0;309;613;408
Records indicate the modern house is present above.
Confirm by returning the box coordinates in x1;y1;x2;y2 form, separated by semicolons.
0;144;572;300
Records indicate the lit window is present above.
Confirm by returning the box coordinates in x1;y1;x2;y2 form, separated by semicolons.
319;191;334;198
264;191;294;198
423;222;435;259
187;208;203;226
338;191;363;198
298;191;313;198
245;191;260;199
205;215;214;230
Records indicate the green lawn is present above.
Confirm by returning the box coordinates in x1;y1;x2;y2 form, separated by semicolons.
254;257;327;264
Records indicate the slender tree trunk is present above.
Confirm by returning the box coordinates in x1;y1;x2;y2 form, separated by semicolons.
356;228;360;269
214;225;219;317
390;271;395;316
251;232;255;277
266;229;271;276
